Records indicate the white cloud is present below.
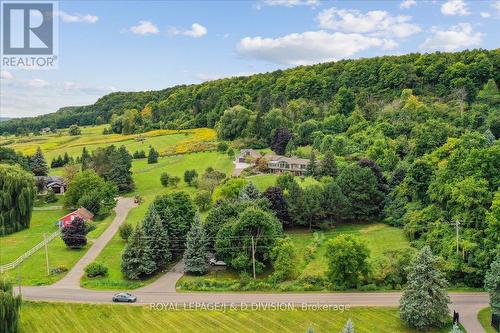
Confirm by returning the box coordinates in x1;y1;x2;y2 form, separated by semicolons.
441;0;470;16
0;70;13;80
56;11;98;24
493;1;500;13
480;11;491;18
420;23;482;51
170;23;207;38
130;20;159;35
317;8;421;38
27;79;50;88
400;0;417;9
258;0;319;8
237;31;397;65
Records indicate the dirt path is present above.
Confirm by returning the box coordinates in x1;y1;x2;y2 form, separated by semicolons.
51;197;137;289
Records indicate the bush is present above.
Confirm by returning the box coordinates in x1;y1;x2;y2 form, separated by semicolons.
50;265;68;275
44;189;57;203
119;223;133;241
217;142;228;152
160;172;170;187
194;190;212;211
84;262;108;278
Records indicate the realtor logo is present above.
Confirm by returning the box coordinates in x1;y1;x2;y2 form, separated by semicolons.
1;1;58;68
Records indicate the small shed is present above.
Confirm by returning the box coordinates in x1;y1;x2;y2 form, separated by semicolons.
58;207;94;227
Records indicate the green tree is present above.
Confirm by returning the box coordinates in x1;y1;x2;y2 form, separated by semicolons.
321;179;348;221
216;105;253;140
306;151;318;178
194;190;212;211
270;237;299;282
215;206;282;273
184;169;198;186
0;147;29;170
0;279;22;333
335;87;355;116
121;224;156;279
213;178;248;201
148;146;159;164
399;246;450;330
143;205;171;270
152;192;196;257
284;138;296;157
319;150;337;178
106;146;134;192
68;124;81;135
484;256;500;321
239;181;260;200
119;223;133;241
263;186;290;225
0;164;35;235
160;172;170;187
325;234;370;289
183;215;209;275
338;164;384;221
29;147;48;176
80;147;91;170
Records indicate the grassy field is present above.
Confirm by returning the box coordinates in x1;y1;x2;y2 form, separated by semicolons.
19;302;454;333
178;223;411;291
81;151;234;289
478;308;496;333
0;125;217;161
0;209;115;285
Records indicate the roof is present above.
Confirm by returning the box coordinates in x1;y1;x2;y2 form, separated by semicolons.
35;176;66;184
267;155;309;165
238;149;262;159
59;207;94;225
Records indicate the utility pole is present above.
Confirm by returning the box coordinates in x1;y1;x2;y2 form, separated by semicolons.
44;233;50;275
251;236;256;279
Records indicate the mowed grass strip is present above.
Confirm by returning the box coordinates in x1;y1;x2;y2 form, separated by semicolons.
478;308;496;333
81;151;234;290
19;302;453;333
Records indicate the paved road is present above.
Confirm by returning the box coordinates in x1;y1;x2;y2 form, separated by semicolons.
51;197;137;289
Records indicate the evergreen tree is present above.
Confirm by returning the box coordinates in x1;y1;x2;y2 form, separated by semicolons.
0;164;35;235
183;215;209;275
0;279;21;333
121;224;156;279
106;146;134;192
81;147;91;170
399;246;450;330
148;146;159;164
484;255;500;321
61;217;87;249
341;319;354;333
284;138;296;157
306;151;318;178
29;147;48;176
142;206;171;270
239;181;260;200
287;181;305;226
319;150;337;178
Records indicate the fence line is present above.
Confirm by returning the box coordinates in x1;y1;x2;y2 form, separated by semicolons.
0;229;61;274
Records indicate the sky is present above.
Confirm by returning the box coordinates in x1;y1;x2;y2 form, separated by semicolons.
0;0;499;118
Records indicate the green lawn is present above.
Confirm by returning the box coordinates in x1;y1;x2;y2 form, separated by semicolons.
0;210;115;285
478;308;497;333
178;223;411;291
81;151;234;290
19;302;454;333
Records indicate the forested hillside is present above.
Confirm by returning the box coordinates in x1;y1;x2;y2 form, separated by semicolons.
1;49;498;134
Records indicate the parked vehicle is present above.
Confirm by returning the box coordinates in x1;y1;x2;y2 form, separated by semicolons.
112;292;137;303
209;258;227;266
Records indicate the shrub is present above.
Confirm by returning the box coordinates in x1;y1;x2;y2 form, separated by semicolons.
194;190;212;211
44;189;57;203
119;223;133;241
50;265;68;274
84;262;108;278
217;142;228;152
160;172;170;187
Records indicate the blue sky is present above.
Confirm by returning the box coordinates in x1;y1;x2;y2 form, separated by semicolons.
1;0;499;118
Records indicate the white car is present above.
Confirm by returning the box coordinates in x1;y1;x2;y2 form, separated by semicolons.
209;258;227;266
